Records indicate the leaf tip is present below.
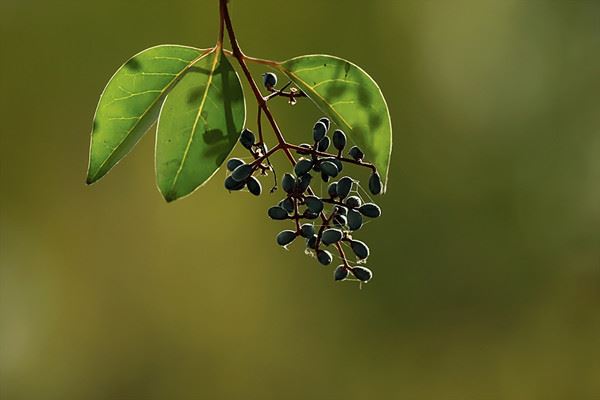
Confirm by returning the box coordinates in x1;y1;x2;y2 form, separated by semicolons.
162;190;178;203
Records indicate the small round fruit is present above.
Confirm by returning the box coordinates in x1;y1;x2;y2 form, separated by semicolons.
263;72;277;88
306;234;318;249
298;173;312;192
351;266;373;282
334;205;348;216
240;129;255;149
226;158;244;171
334;265;349;281
318;117;330;131
345;196;362;209
224;176;245;191
297;143;312;155
300;223;315;238
276;230;296;246
328;182;338;198
246;176;262;196
348;146;364;161
359;203;381;218
280;197;294;213
317;136;330;152
332;130;347;151
305;196;324;213
350;240;370;260
321;228;343;245
333;214;347;227
336;176;353;199
347;209;363;231
321;171;330;183
369;172;382;195
294;159;313;176
317;250;333;266
282;173;296;193
320;161;339;177
231;163;253;182
303;210;319;220
268;206;289;220
313;121;327;142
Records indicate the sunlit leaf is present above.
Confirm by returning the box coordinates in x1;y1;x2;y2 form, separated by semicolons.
156;49;245;202
278;55;392;191
87;45;210;184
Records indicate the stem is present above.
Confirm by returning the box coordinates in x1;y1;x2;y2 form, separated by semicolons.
219;0;349;267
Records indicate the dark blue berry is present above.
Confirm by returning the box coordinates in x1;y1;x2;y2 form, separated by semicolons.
317;250;333;265
336;177;353;199
350;240;370;260
328;182;338;198
226;158;244;171
318;117;330;131
268;206;289;220
240;129;255;149
263;72;277;88
231;163;253;182
224;176;245;191
246;176;262;196
320;161;339;177
300;223;315;238
304;196;324;214
280;197;294;213
348;146;364;161
276;230;296;246
322;228;343;245
294;159;313;176
282;173;296;193
345;196;362;209
351;266;373;282
334;265;349;281
347;209;363;231
313;121;327;142
369;172;382;195
332;130;346;151
359;203;381;218
317;136;330;152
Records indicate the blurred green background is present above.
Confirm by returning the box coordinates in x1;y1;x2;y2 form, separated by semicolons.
1;0;599;398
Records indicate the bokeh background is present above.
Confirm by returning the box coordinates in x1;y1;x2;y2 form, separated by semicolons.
1;0;599;398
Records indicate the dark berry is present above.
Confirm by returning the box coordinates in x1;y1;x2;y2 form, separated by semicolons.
276;230;296;246
350;240;370;260
263;72;277;88
268;206;289;220
318;117;330;131
351;266;373;282
240;129;255;150
336;176;353;199
295;159;313;176
317;136;330;152
305;196;324;214
231;163;253;182
332;130;346;151
369;172;382;195
359;203;381;218
226;158;244;171
282;173;296;194
322;228;343;245
246;176;262;196
313;121;327;142
300;223;315;238
317;250;333;265
345;196;362;209
334;265;349;281
320;161;339;177
348;146;364;161
224;176;245;191
280;197;294;213
347;209;363;231
328;182;338;198
297;173;312;192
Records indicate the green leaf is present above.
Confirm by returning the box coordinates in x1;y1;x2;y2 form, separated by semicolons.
155;49;245;202
277;55;392;191
87;45;211;184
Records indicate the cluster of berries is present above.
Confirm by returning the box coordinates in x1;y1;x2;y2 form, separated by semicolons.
224;116;382;284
